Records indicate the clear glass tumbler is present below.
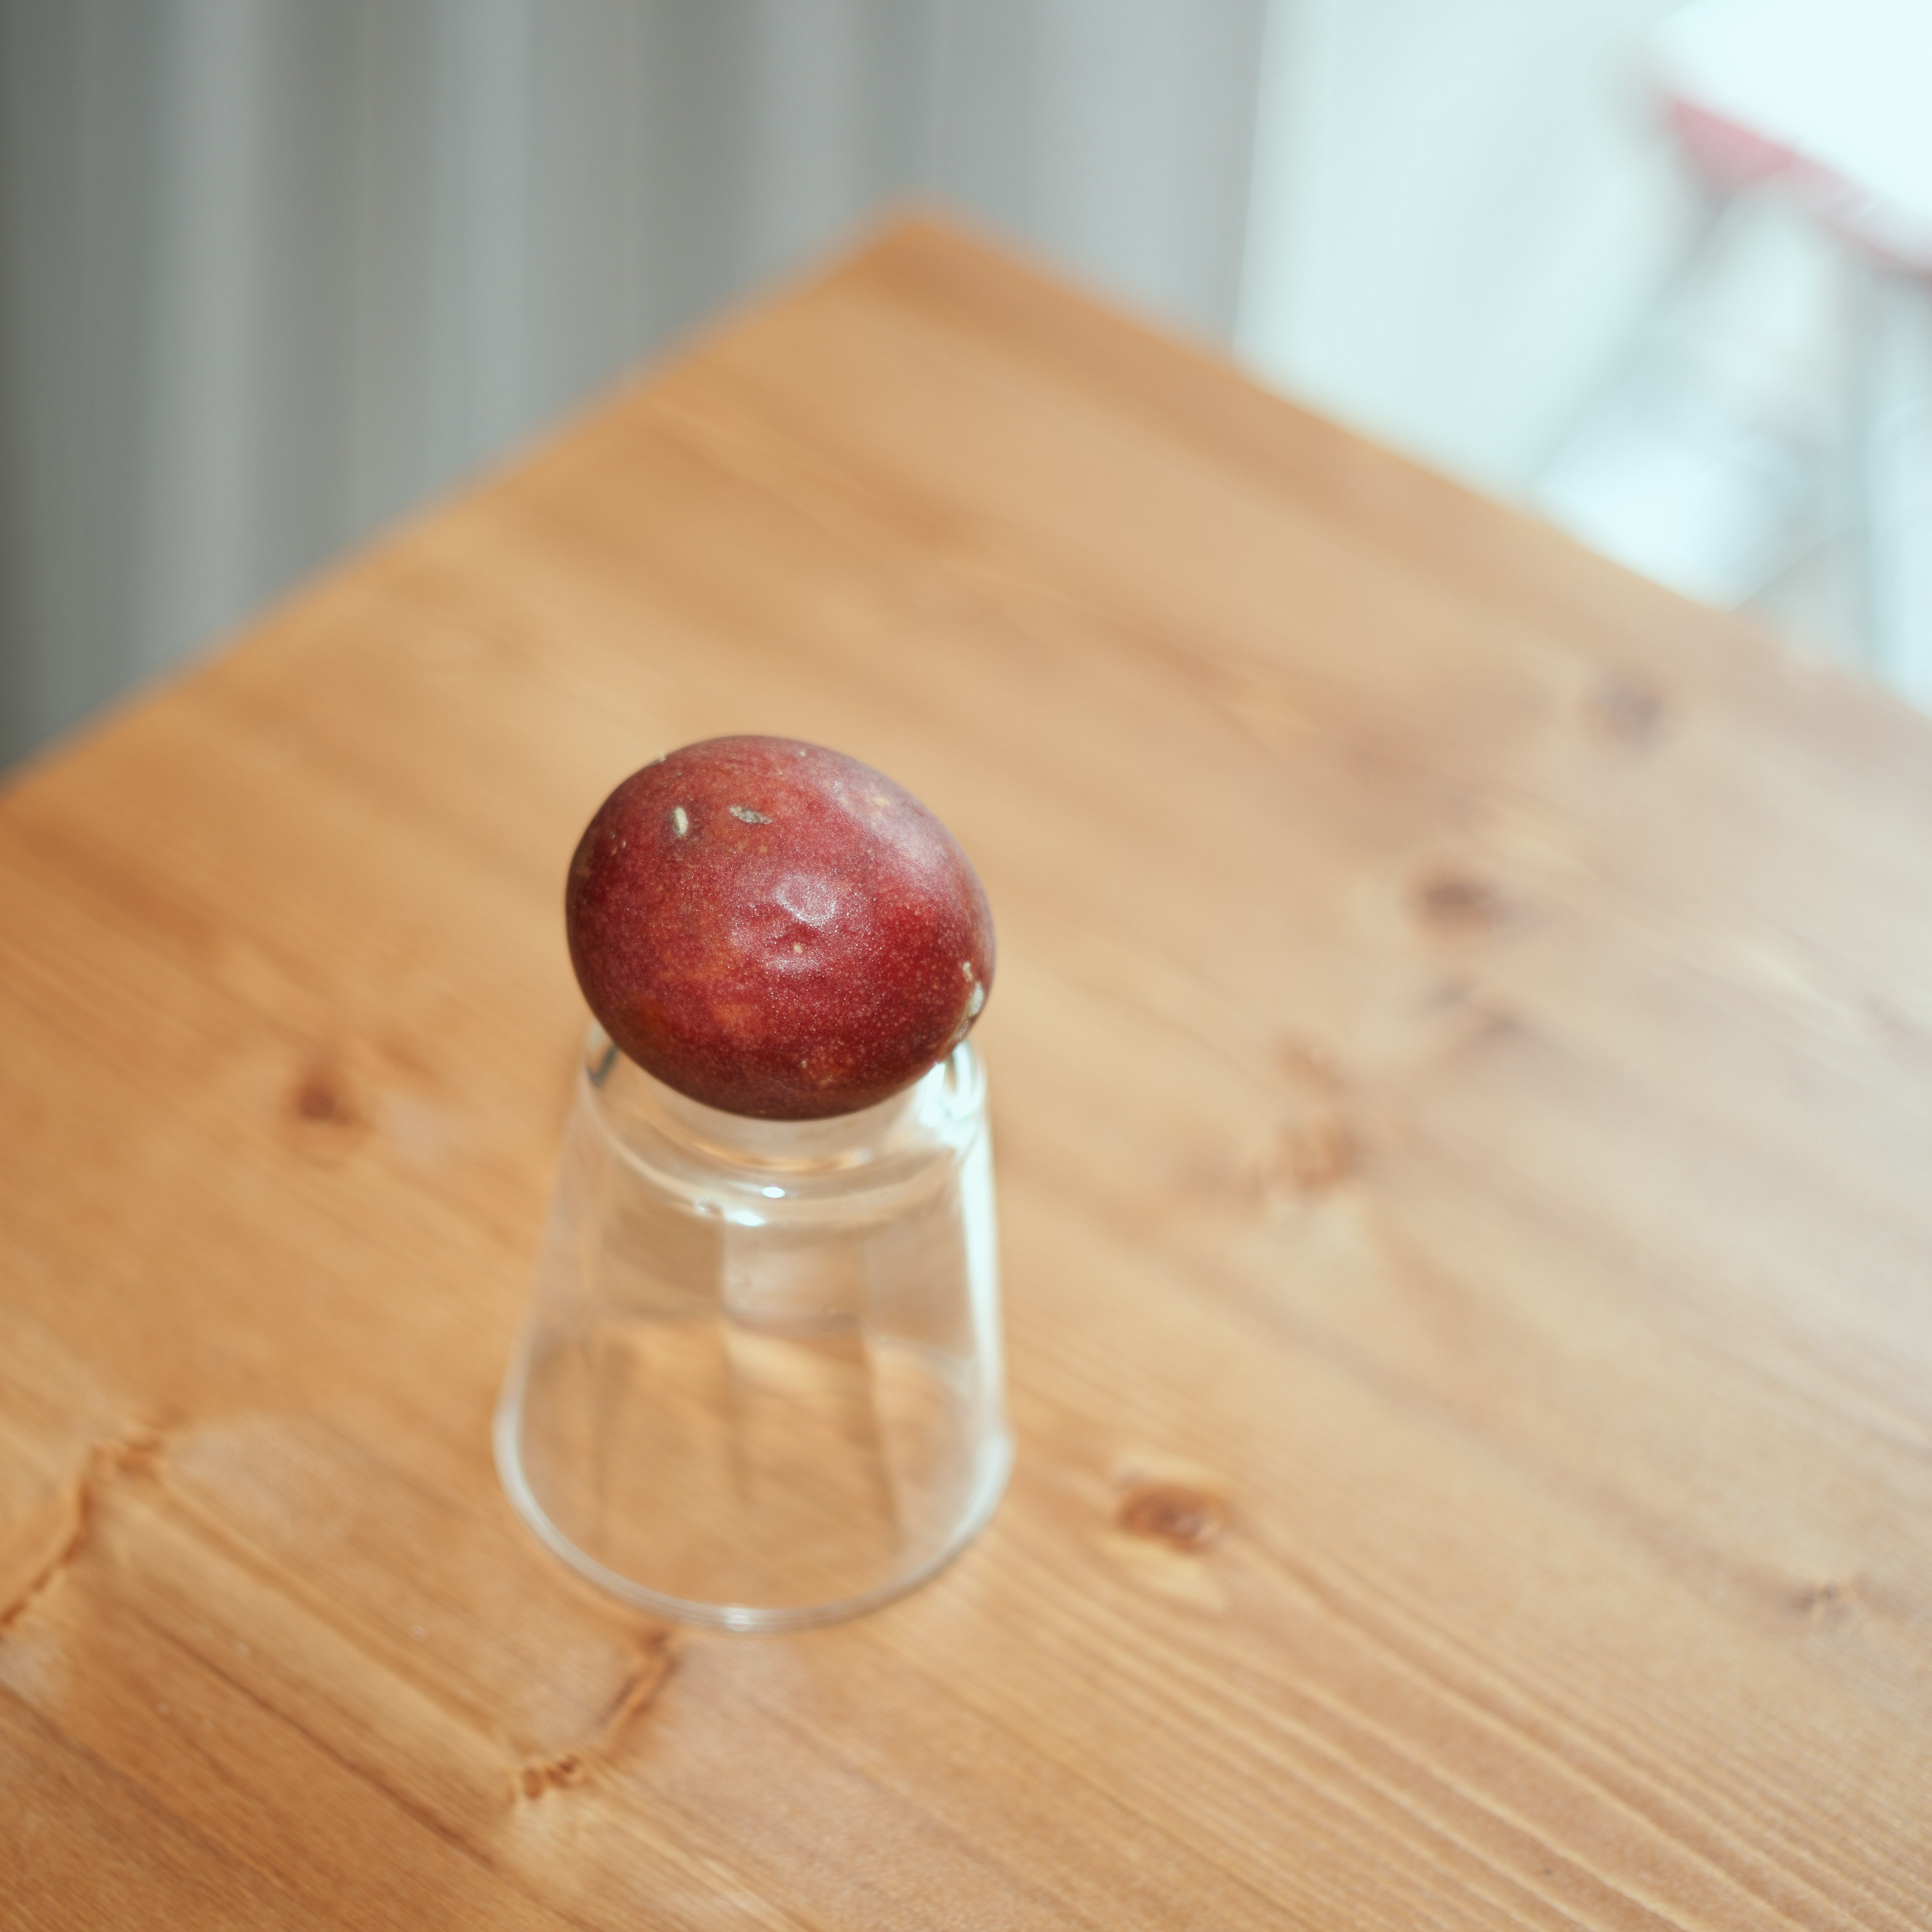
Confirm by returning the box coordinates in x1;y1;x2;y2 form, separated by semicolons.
495;1028;1009;1631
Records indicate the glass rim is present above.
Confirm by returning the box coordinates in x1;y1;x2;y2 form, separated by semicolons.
493;1353;1013;1633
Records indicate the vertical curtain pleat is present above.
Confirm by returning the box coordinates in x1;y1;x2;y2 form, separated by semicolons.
0;0;1269;766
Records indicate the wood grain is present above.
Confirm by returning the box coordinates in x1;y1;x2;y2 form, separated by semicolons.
4;216;1931;1929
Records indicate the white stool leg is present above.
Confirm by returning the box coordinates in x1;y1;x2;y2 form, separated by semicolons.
1852;263;1932;702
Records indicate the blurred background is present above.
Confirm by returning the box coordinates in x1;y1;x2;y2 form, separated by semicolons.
3;0;1927;769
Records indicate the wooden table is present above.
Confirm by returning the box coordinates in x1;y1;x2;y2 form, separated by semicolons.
4;219;1930;1930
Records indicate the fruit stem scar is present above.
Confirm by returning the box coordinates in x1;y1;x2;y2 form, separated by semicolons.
729;805;770;824
670;807;689;837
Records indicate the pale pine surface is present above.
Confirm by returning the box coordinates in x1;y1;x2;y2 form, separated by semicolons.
3;220;1930;1930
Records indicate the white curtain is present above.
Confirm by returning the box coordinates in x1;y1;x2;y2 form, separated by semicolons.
0;0;1270;766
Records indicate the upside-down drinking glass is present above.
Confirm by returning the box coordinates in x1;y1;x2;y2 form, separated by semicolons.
495;1028;1009;1631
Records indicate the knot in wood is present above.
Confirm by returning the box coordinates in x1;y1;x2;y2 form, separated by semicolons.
285;1056;371;1164
1587;670;1665;747
1116;1483;1226;1551
520;1754;585;1799
1792;1576;1859;1621
1282;1116;1354;1191
294;1073;347;1123
1411;869;1506;934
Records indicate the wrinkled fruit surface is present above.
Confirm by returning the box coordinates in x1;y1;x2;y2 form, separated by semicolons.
565;736;995;1119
